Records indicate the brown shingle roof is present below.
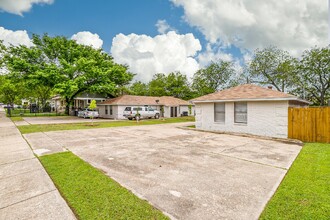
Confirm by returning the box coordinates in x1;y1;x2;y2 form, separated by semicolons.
192;84;306;103
159;96;190;106
98;95;190;106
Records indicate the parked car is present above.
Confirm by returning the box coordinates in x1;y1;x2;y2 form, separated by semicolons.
123;106;160;120
77;108;99;119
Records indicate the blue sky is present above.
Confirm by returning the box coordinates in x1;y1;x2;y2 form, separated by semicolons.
0;0;327;82
0;0;194;50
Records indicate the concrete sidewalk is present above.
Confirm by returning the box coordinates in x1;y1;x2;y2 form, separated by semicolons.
0;107;76;220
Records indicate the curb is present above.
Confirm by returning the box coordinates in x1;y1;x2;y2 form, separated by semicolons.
178;126;303;146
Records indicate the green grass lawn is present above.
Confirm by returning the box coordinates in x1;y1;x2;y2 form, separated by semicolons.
10;116;24;121
260;143;330;220
18;116;195;134
39;152;169;220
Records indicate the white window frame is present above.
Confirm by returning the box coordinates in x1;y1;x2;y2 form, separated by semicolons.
109;105;113;115
234;102;247;124
214;103;225;123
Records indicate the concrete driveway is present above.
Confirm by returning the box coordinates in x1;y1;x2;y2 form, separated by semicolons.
24;123;301;220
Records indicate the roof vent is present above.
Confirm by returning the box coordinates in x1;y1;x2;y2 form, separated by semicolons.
268;86;273;90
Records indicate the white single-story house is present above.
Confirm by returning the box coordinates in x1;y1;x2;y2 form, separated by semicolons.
98;95;194;119
192;84;309;138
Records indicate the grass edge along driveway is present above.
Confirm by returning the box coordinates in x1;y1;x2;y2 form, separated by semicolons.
260;142;330;220
18;116;194;134
39;151;169;220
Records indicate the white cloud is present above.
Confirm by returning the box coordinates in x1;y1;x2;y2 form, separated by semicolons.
71;31;103;49
197;44;233;67
111;31;201;82
0;0;53;16
155;19;176;34
0;26;33;47
171;0;328;56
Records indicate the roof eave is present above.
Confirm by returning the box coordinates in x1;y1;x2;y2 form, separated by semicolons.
192;97;310;104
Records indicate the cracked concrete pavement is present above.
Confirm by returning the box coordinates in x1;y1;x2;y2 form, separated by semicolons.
25;122;302;220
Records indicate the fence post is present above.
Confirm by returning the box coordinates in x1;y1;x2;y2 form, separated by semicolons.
288;108;293;138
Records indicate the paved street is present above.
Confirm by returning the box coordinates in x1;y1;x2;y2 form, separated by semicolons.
0;107;75;220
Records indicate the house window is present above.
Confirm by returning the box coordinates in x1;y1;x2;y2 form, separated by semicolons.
87;99;91;104
214;103;225;123
105;107;108;115
234;102;247;124
109;105;113;115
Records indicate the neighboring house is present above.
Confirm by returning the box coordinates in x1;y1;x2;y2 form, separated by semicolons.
51;95;64;112
192;84;309;138
72;93;106;109
51;93;107;113
98;95;194;119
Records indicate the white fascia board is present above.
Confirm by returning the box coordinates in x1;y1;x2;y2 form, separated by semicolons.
74;97;106;100
97;103;161;106
192;97;310;104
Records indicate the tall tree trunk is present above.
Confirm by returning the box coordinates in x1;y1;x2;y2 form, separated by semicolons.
65;97;72;115
320;92;325;106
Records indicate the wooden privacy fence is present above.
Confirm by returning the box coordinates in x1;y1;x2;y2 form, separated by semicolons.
288;107;330;143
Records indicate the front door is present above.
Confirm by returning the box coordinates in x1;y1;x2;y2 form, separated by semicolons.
170;107;177;117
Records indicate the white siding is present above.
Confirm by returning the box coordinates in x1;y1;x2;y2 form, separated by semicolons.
179;105;195;116
98;105;106;117
195;101;289;138
99;104;195;119
163;106;171;118
116;105;126;119
98;105;120;119
99;105;161;119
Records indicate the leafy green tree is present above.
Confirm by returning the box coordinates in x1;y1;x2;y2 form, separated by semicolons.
249;46;297;92
148;73;168;97
0;40;6;71
164;72;192;99
147;72;193;99
295;46;330;106
4;34;133;114
192;60;235;96
0;78;20;105
0;74;5;86
88;99;97;125
129;81;149;96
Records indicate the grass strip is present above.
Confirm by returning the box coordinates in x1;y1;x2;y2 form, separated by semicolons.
39;151;169;220
18;116;195;134
10;116;24;121
260;143;330;220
